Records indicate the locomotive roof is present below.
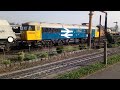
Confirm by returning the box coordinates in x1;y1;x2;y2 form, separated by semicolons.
22;21;97;29
0;20;10;25
40;23;63;28
22;22;40;25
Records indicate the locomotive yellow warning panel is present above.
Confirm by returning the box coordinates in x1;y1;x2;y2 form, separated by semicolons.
21;22;42;41
95;29;99;38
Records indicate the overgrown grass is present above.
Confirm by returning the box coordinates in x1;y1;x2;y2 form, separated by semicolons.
56;54;120;79
24;53;37;61
2;60;11;65
64;45;80;52
79;44;88;50
64;46;74;52
56;46;64;54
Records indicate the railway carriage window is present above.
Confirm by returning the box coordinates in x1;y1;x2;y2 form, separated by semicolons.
58;29;60;32
55;29;57;32
50;28;53;33
77;29;81;32
56;29;58;33
45;28;47;32
42;28;45;32
56;28;58;33
52;28;55;33
49;28;52;33
85;29;88;34
46;28;48;32
49;28;51;33
46;28;49;33
44;28;46;32
53;28;55;33
93;29;95;32
52;28;54;33
43;28;46;32
42;28;44;32
51;28;53;33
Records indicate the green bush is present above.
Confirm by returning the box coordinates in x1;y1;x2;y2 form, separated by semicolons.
24;54;37;61
18;51;25;61
79;44;87;50
112;44;119;48
40;52;48;58
56;46;64;54
107;43;112;48
49;51;57;56
107;43;119;48
64;46;74;52
117;42;120;46
73;46;80;51
2;60;11;65
106;33;114;43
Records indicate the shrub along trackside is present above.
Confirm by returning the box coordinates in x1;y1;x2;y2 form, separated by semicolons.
56;54;120;79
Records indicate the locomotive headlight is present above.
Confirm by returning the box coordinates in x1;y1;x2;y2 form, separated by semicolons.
8;37;14;43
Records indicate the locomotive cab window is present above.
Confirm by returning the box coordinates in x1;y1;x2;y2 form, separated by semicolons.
22;25;35;31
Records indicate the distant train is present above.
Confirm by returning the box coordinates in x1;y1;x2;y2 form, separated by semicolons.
0;20;16;50
0;20;105;50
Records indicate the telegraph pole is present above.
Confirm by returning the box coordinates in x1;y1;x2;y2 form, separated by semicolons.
105;13;107;38
104;12;108;65
88;11;93;49
98;15;101;45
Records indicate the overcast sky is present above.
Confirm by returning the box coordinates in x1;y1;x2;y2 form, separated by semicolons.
0;11;119;28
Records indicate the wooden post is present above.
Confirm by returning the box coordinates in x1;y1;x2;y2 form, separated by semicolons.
28;44;31;52
99;15;101;45
104;41;107;65
88;11;93;49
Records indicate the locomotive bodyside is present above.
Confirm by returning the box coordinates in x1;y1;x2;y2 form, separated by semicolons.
0;20;16;49
20;21;100;47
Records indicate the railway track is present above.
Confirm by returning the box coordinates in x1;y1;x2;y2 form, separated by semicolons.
0;46;119;79
0;50;114;79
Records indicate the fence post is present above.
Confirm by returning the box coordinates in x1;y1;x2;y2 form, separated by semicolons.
28;44;31;52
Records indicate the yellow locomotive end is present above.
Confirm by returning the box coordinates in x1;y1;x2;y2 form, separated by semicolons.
21;22;42;41
95;28;99;38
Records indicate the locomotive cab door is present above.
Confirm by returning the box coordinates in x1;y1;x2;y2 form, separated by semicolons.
35;25;41;41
